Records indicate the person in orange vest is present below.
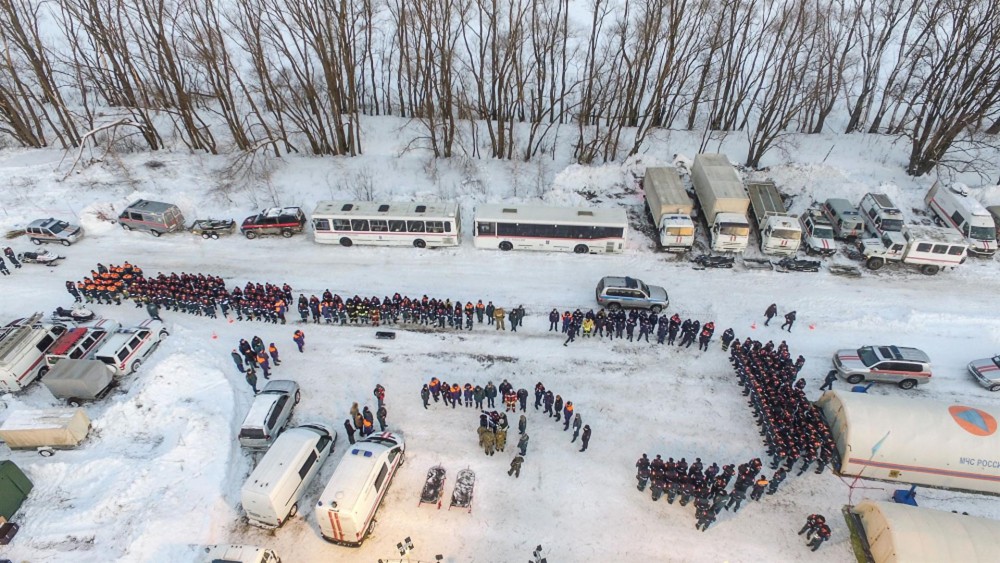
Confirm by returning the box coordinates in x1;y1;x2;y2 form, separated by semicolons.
563;402;575;431
371;307;381;326
293;330;305;352
256;351;271;379
475;300;485;323
268;343;281;365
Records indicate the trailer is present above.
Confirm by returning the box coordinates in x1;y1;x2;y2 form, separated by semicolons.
642;167;695;252
747;181;801;256
0;407;91;454
42;358;116;406
690;154;750;253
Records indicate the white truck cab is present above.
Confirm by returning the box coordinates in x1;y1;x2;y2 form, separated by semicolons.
800;209;837;256
925;182;997;257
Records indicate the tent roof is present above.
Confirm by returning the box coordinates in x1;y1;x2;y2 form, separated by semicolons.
855;500;1000;563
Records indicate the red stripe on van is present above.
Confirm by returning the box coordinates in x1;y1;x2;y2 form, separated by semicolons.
326;511;343;540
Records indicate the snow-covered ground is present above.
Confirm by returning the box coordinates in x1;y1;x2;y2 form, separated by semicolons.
2;123;1000;563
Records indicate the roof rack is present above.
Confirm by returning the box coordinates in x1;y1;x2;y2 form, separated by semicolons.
0;312;44;359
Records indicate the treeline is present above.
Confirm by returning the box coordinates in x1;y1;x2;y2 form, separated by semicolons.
1;0;999;175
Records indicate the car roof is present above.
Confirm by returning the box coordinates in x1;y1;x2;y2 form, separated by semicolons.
262;207;303;218
872;345;930;363
601;276;640;289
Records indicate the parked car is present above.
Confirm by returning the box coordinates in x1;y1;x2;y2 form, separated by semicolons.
241;207;306;239
25;218;84;246
239;380;301;449
118;200;186;236
92;321;168;376
967;355;1000;392
822;198;864;242
595;276;669;312
833;345;932;390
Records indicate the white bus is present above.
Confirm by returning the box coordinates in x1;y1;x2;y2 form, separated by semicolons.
312;201;461;248
473;203;628;253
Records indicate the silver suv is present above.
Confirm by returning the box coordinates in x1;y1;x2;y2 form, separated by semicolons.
239;380;301;449
595;276;669;312
833;345;932;390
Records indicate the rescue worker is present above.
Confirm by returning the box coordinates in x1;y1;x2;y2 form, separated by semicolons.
579;425;591;452
494;306;506;330
571;414;583;442
508;455;524;478
549;308;560;331
268;343;281;365
781;310;797;332
245;367;258;393
420;384;430;409
517;433;529;456
293;329;305;352
721;327;735;351
764;303;778;325
231;349;245;373
819;369;838;391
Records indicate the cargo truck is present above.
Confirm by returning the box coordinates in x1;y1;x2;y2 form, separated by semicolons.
642;167;695;252
746;181;801;256
690;154;750;253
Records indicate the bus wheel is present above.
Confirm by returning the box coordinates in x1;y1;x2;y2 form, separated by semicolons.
573;244;589;254
921;264;939;275
340;237;353;247
413;239;426;249
289;503;298;517
499;241;513;251
865;257;884;270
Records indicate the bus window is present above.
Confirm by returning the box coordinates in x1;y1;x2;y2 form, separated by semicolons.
332;219;351;231
370;220;388;232
313;219;330;231
478;222;495;236
351;219;370;231
497;223;516;236
445;221;452;233
426;221;444;233
389;220;406;232
407;220;425;233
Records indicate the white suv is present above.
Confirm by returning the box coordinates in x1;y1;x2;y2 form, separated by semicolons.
93;321;168;375
833;345;931;390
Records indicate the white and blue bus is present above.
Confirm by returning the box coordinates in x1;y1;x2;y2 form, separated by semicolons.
473;203;628;254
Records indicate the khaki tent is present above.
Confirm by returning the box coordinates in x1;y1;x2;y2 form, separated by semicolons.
854;500;1000;563
0;407;90;449
0;460;33;521
817;391;1000;494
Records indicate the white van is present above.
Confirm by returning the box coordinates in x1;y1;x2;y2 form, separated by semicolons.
315;432;405;546
92;320;168;375
0;314;67;393
858;192;905;237
202;544;281;563
241;424;336;529
925;182;997;257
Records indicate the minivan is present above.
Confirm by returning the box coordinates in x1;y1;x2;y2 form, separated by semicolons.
118;200;186;236
241;424;336;529
822;198;864;241
239;380;301;450
0;314;67;393
315;432;405;546
92;321;168;375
